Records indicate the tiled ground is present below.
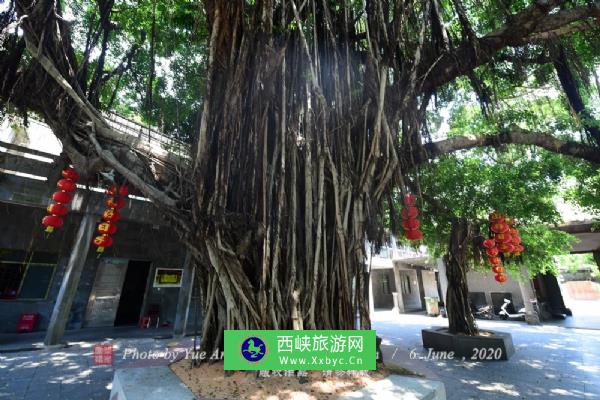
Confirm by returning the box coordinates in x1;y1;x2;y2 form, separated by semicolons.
1;312;599;400
0;336;194;400
373;310;600;400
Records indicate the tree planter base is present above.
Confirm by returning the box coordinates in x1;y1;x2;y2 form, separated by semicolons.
421;327;514;361
110;366;196;400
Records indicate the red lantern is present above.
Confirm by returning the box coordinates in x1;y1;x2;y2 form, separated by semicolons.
118;185;129;197
511;236;521;245
491;223;509;234
509;228;519;236
93;234;114;253
107;184;129;197
97;222;117;235
47;203;68;217
102;208;121;222
495;274;508;283
489;212;503;222
61;167;80;181
41;167;78;235
107;184;118;196
42;215;63;233
498;243;515;253
106;197;126;209
403;193;417;206
401;207;419;219
492;266;505;274
56;179;77;193
488;256;502;266
405;230;423;241
482;239;496;249
402;219;421;230
52;191;73;204
486;247;499;257
494;233;511;243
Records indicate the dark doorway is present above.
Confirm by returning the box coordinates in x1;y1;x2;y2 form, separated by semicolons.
114;260;151;326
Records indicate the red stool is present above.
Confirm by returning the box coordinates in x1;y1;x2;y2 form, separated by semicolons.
138;316;151;329
17;313;39;333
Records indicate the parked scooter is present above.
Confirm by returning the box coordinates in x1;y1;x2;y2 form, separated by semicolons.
439;304;447;318
473;304;495;320
499;298;526;321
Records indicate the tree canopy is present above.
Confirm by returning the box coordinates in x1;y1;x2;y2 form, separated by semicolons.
1;0;599;345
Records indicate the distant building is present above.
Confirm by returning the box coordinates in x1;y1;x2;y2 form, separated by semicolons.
0;116;198;343
366;239;440;313
366;234;583;324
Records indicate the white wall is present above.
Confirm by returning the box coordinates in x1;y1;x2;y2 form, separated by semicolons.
467;270;524;309
1;117;62;155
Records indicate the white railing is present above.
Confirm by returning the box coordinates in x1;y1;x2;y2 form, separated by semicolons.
392;245;428;260
103;112;190;158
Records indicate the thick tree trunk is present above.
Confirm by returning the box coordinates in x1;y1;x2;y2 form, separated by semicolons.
7;0;600;357
188;0;386;354
445;218;478;335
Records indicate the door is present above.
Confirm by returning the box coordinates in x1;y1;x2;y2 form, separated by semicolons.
84;258;128;327
399;270;421;310
114;260;151;326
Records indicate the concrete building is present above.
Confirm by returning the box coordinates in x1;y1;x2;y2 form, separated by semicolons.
366;237;542;324
367;239;442;314
0;116;199;343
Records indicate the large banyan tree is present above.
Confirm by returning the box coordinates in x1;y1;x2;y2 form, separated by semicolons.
1;0;600;350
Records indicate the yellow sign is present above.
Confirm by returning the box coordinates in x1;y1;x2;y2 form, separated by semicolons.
153;268;183;287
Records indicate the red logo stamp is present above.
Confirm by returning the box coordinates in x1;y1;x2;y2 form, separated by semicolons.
93;343;113;365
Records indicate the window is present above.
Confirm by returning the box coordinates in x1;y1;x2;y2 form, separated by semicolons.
0;249;57;300
381;275;390;295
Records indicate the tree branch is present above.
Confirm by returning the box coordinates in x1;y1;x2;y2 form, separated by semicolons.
420;0;600;93
522;4;600;42
89;125;177;208
422;129;600;164
100;43;140;84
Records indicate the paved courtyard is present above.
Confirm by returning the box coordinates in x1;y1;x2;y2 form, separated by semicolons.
373;310;600;400
0;335;194;400
0;312;599;400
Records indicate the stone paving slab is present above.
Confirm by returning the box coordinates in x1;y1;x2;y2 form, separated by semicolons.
337;375;445;400
373;311;600;399
111;366;196;400
0;335;195;400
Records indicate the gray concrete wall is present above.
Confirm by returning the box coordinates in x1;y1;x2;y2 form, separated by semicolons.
422;270;439;298
467;270;524;309
371;269;396;309
0;171;168;226
570;232;600;253
0;201;186;333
